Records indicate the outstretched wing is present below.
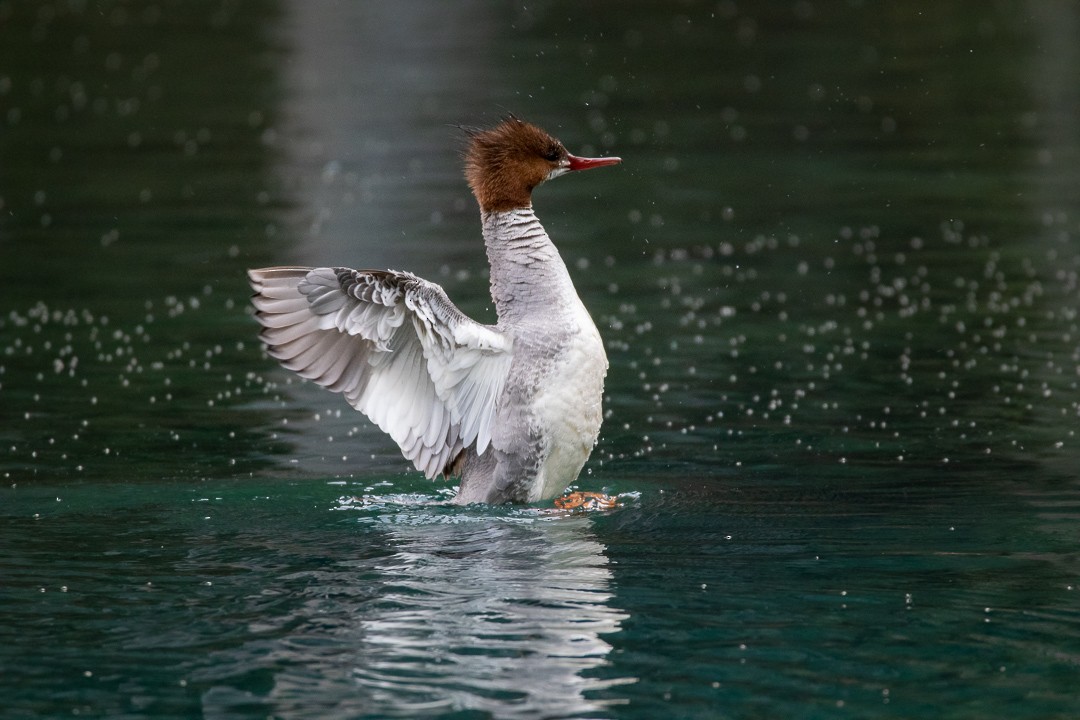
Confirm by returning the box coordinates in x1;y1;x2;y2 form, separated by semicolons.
248;266;513;478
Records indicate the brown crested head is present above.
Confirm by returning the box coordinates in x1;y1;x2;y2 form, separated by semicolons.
463;116;621;214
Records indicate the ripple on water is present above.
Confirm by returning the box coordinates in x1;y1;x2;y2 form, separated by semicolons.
280;498;635;718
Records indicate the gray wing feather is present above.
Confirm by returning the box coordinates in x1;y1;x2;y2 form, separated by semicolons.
248;266;513;478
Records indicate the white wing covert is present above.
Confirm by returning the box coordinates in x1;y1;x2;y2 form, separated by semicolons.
248;266;513;478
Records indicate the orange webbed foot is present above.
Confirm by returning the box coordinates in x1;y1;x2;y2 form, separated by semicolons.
554;491;618;511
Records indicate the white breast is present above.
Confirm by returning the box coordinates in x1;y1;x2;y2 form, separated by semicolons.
527;301;608;502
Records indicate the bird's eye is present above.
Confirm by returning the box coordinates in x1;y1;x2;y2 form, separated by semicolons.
543;146;561;162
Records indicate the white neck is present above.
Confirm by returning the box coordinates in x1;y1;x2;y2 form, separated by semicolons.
482;207;579;326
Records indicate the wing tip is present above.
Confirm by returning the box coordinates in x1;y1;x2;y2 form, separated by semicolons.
247;266;318;288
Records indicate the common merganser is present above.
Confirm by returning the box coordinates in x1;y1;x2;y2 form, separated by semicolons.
248;117;621;504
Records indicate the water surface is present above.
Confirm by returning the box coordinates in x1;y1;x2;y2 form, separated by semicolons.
2;1;1079;718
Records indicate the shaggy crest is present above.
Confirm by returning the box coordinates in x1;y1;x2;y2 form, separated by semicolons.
463;117;569;213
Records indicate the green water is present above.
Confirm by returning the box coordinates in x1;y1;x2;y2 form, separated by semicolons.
2;1;1079;718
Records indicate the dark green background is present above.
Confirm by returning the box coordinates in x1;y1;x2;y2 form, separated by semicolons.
2;1;1078;717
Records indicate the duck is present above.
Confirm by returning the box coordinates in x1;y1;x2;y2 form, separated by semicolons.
248;117;621;504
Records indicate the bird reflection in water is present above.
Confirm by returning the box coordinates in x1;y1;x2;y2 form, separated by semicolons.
347;508;633;717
